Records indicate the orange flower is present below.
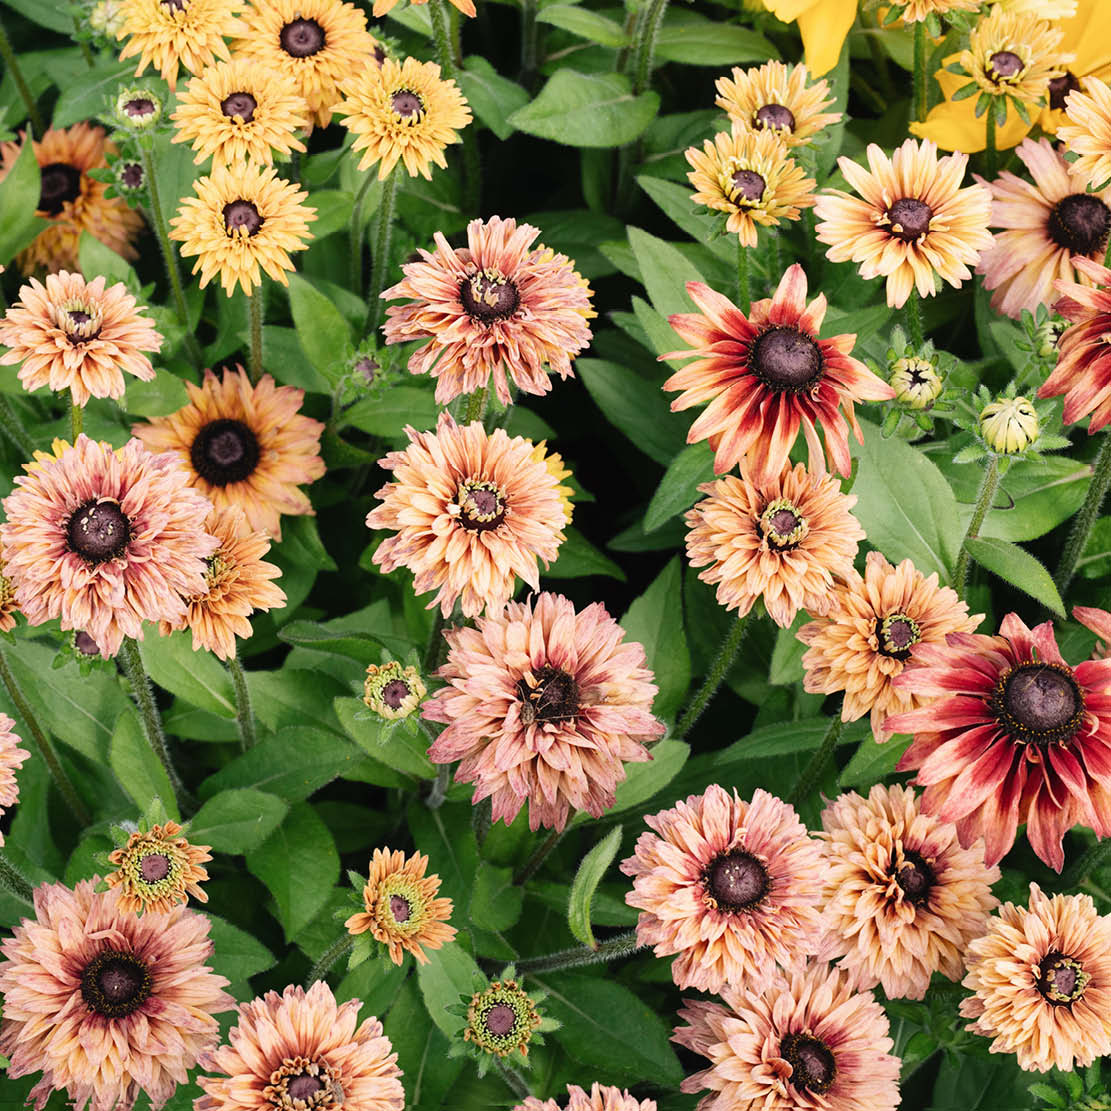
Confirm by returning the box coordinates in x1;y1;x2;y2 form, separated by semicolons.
715;61;840;147
106;821;212;914
0;714;29;846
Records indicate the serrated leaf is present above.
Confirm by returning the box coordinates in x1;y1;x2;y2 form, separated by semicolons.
567;825;623;948
536;4;628;46
965;536;1065;617
138;631;236;718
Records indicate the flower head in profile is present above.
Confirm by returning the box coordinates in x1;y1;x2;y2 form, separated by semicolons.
196;980;404;1111
715;61;840;147
622;786;824;994
673;962;901;1111
366;414;568;618
799;551;980;739
662;267;894;481
0;436;217;658
383;216;594;406
685;126;815;247
685;462;864;628
106;820;212;914
132;367;325;541
0;271;160;406
0;567;17;633
344;848;456;965
364;661;426;720
334;56;471;180
0;879;233;1111
170;161;316;296
516;1084;656;1111
814;139;994;308
0;715;29;846
888;613;1111;871
1058;75;1111;190
818;784;1000;1000
0;124;143;274
172;58;310;168
424;592;662;830
961;885;1111;1071
896;0;980;21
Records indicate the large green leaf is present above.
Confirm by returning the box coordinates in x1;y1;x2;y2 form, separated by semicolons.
138;631;236;718
109;709;179;819
287;273;352;385
567;825;623;948
965;537;1065;617
206;915;277;983
188;788;288;853
536;4;628;46
627;226;705;320
644;442;714;532
385;980;465;1111
334;698;435;780
458;56;530;141
416;941;484;1039
546;526;626;581
0;135;45;268
653;11;778;65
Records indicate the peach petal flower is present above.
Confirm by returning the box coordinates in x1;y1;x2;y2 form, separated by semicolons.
517;1085;656;1111
0;713;29;846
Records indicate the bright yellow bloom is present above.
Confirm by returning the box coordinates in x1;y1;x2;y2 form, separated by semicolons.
1059;75;1111;190
759;0;857;77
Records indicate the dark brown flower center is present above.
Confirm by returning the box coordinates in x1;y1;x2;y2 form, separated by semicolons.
988;50;1024;80
221;91;257;122
280;17;325;57
730;169;766;204
81;949;152;1018
780;1032;836;1094
759;498;808;550
484;1003;516;1036
390;89;423;119
1038;951;1089;1006
67;499;131;564
389;894;411;923
191;418;261;485
123;97;156;119
286;1076;323;1104
74;630;100;656
460;271;520;323
991;661;1084;747
457;479;506;530
893;849;934;905
120;162;145;189
38;162;82;216
751;326;823;391
705;850;769;912
1049;71;1081;112
381;678;411;709
372;44;386;65
876;613;921;660
265;1059;338;1111
1048;194;1111;256
139;852;171;883
224;199;263;236
754;103;795;132
517;665;579;724
887;197;932;242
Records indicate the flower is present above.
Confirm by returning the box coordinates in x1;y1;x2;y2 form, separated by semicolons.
344;848;456;965
372;0;474;19
814;138;994;308
363;661;426;720
961;885;1111;1071
196;980;405;1111
0;124;143;274
685;461;864;628
662;266;894;481
1076;605;1111;658
887;612;1111;871
105;821;212;914
714;61;840;147
673;962;901;1111
516;1085;656;1111
383;216;595;406
116;0;245;89
333;56;472;180
424;591;663;830
161;503;285;659
232;0;380;128
366;414;567;619
896;0;980;21
132;367;324;541
798;551;980;739
0;715;29;846
0;567;18;632
976;138;1111;318
622;786;824;993
0;435;217;658
685;126;815;247
115;159;145;195
890;356;944;408
1058;75;1111;190
169;160;316;296
757;0;857;77
980;394;1040;452
0;271;161;406
172;58;310;168
0;879;233;1111
114;85;163;129
464;978;542;1059
817;784;1000;1000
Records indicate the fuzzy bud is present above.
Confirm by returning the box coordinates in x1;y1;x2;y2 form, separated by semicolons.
363;661;426;720
980;395;1039;454
890;357;943;410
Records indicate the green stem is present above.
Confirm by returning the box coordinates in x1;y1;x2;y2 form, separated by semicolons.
425;759;452;808
675;612;751;739
472;796;492;847
737;240;750;312
913;20;927;123
428;0;456;76
513;828;563;886
69;391;83;441
247;287;264;383
953;455;1000;598
423;608;449;673
306;934;354;985
462;385;487;424
905;290;924;349
516;929;642;974
0;850;33;905
0;650;91;826
0;395;36;457
495;1060;532;1101
0;16;44;136
631;0;668;95
519;0;539;86
348;171;376;296
985;108;998;178
1055;434;1111;596
368;168;399;333
787;713;845;806
227;653;257;751
449;2;463;66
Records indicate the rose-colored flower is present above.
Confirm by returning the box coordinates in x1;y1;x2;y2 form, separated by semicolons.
424;591;662;830
0;879;232;1111
888;612;1111;871
1076;605;1111;657
662;265;894;481
517;1085;656;1111
0;714;29;846
105;820;211;914
621;785;824;994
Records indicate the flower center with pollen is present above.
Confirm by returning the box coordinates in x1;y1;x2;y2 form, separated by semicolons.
705;850;769;911
1048;194;1111;256
484;1004;516;1036
1049;71;1081;112
456;478;507;530
38;162;82;216
893;849;934;906
730;168;766;204
390;89;424;120
751;326;823;392
224;199;263;236
517;665;580;724
876;613;921;660
221;92;257;122
280;18;326;57
1038;951;1089;1006
389;894;411;923
460;270;520;323
191;418;261;485
759;498;808;550
80;949;152;1018
67;500;131;565
264;1057;340;1111
754;103;795;132
780;1032;836;1094
991;661;1084;747
988;50;1024;81
381;678;411;710
887;197;932;242
140;852;171;883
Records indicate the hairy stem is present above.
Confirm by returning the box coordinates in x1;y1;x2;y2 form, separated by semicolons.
227;653;257;751
913;21;927;122
737;240;750;312
1055;434;1111;596
675;612;751;739
0;395;36;457
985;108;998;178
69;391;83;440
0;850;33;905
425;759;452;809
368;168;399;333
631;0;668;95
348;171;376;296
495;1060;533;1101
519;0;539;86
905;289;924;349
787;713;845;806
517;929;642;974
247;287;264;383
953;455;1000;597
429;0;456;76
513;828;564;886
306;933;355;985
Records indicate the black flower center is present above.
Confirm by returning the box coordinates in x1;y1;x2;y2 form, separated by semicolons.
781;1032;836;1094
381;678;411;710
224;199;263;236
457;479;506;530
460;272;520;323
876;613;921;660
120;162;144;189
221;92;257;122
81;949;152;1018
893;849;934;905
389;894;411;923
988;50;1024;80
484;1003;516;1036
390;89;423;119
887;197;932;242
74;630;100;656
991;661;1084;747
280;17;325;57
1038;951;1089;1006
759;498;807;550
372;44;386;65
139;852;171;883
754;103;795;132
751;326;823;391
730;169;766;204
1048;193;1111;256
286;1075;324;1104
66;500;131;564
190;418;261;486
1048;71;1081;112
38;162;82;216
705;850;769;912
517;665;580;724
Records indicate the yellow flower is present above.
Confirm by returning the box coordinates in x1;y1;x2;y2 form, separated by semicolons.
759;0;857;77
715;61;841;148
1058;75;1111;190
531;440;574;526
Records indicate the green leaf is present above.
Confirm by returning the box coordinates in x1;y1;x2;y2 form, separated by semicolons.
407;802;479;913
508;71;659;148
653;13;778;65
644;442;713;532
50;58;134;125
567;825;623;948
627;227;705;320
0;133;46;265
572;738;689;826
457;56;530;141
416;941;484;1039
78;230;138;289
536;4;628;46
839;732;913;789
0;0;77;32
108;709;179;820
138;631;236;718
547;525;626;580
965;537;1066;617
276;515;338;572
768;614;808;686
287;273;353;385
188;788;289;853
206;915;277;983
278;619;414;662
385;979;465;1111
335;697;435;779
124;371;189;417
343;386;440;439
637;175;734;262
468;860;524;932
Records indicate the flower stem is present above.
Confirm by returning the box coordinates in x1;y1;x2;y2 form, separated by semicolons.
787;713;845;806
913;20;927;123
519;0;539;86
953;455;1000;598
516;929;642;974
247;287;264;383
985;108;998;178
1055;434;1111;597
462;385;487;424
905;289;924;349
631;0;668;95
0;16;44;136
368;167;399;334
513;828;563;886
348;171;376;296
425;759;451;809
472;796;492;847
495;1060;533;1101
428;0;456;76
69;391;83;441
227;653;257;751
737;240;750;312
675;612;751;739
0;649;91;826
0;849;33;905
306;933;354;985
0;395;36;457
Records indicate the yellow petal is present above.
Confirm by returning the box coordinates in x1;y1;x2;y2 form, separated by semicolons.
797;0;857;76
911;64;1032;152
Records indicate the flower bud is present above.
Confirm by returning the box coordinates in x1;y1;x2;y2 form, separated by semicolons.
1037;319;1067;358
115;86;162;130
890;357;942;410
88;0;124;36
115;160;146;195
464;978;542;1060
363;661;426;720
980;396;1039;454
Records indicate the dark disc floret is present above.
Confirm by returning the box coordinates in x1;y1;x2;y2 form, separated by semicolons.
139;852;171;883
381;678;411;710
221;92;257;122
759;498;808;550
190;418;261;485
781;1032;836;1093
887;197;932;242
516;665;580;724
80;949;152;1018
460;272;520;324
457;479;507;531
1048;194;1111;256
750;326;823;391
390;90;423;119
705;850;769;912
988;51;1024;81
280;17;326;57
1049;71;1081;112
876;613;921;660
990;661;1084;747
731;169;766;204
1038;950;1089;1006
389;894;411;923
38;162;82;216
893;849;934;906
66;500;131;565
754;103;795;132
224;199;264;236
